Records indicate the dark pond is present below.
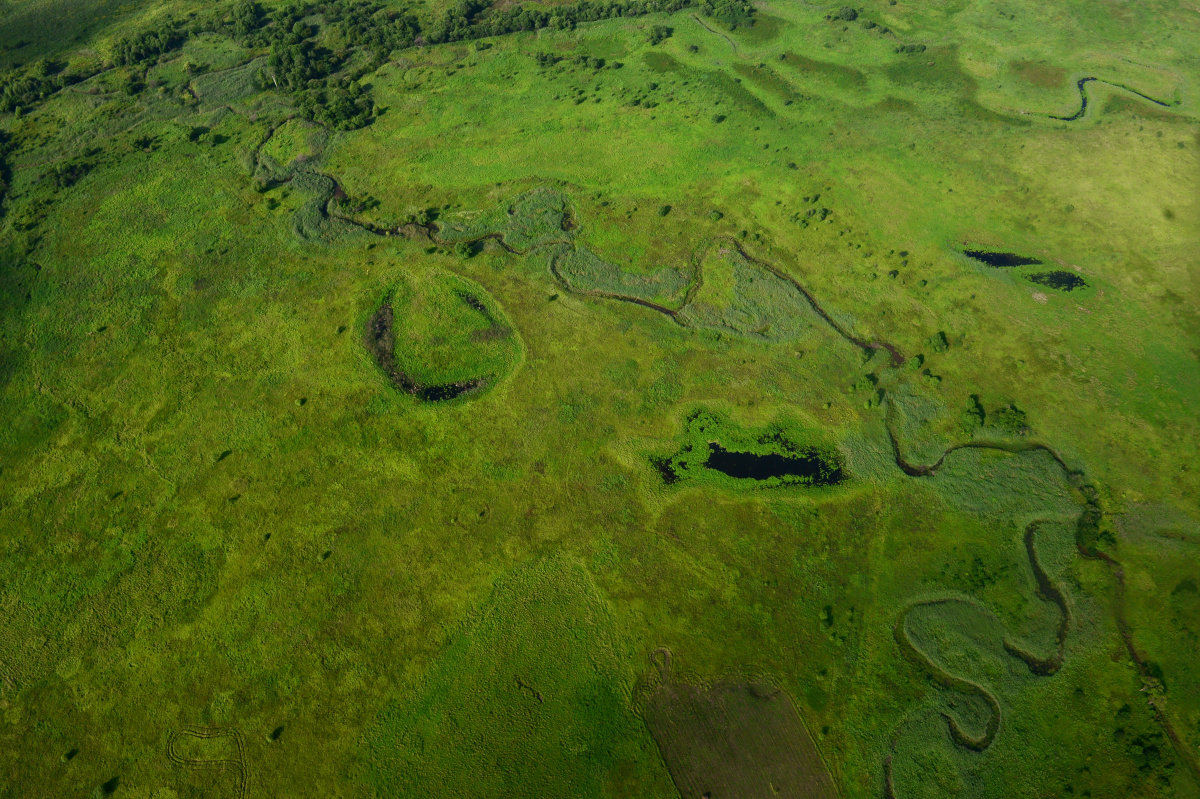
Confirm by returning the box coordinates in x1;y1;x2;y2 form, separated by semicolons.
705;443;845;485
1027;270;1088;291
962;250;1042;267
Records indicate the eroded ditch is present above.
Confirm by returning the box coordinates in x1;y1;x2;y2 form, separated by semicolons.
365;298;488;403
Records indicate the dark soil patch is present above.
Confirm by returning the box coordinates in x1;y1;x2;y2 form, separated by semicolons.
875;96;918;114
1026;270;1087;291
962;249;1042;267
644;658;838;799
1103;92;1181;120
366;300;402;383
705;443;844;485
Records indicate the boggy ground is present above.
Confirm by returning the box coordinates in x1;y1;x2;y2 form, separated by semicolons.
1;1;1198;798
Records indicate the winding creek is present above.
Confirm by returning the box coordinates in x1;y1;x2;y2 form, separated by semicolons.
1050;76;1178;121
253;115;1199;787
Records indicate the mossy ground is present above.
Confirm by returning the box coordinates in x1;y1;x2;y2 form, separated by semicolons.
1;1;1198;797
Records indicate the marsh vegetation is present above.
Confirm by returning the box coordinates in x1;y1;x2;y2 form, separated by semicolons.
1;0;1197;797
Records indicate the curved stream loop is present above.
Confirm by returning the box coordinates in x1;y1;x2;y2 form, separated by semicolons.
1049;76;1178;121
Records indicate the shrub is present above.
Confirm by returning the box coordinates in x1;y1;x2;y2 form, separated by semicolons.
112;21;186;65
700;0;755;28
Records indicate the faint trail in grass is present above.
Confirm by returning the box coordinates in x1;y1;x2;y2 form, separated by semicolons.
721;237;904;364
691;14;740;54
167;726;249;799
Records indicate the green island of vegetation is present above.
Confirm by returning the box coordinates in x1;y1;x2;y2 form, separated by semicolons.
1;0;1198;795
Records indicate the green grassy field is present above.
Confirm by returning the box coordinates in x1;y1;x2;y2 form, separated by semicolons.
1;0;1198;796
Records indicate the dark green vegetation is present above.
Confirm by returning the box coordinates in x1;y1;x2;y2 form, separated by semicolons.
1;0;1198;797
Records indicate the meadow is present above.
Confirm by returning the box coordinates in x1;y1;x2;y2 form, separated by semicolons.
1;0;1198;796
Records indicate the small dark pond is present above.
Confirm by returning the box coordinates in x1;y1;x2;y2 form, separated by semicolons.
962;250;1042;267
705;443;845;485
1026;270;1088;291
